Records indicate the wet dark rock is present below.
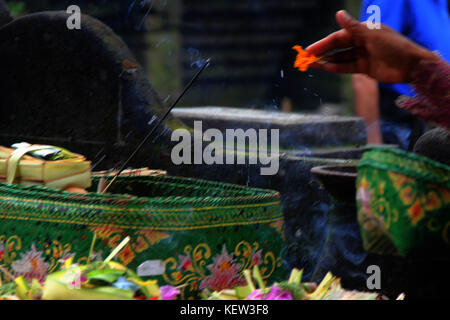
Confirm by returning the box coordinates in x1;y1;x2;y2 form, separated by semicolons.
413;128;450;166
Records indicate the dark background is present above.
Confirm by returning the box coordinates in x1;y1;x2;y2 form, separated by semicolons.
6;0;360;113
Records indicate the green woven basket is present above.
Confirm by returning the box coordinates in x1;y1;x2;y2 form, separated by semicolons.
356;147;450;258
0;175;287;299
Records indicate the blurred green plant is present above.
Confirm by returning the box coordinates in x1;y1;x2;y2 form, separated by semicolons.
7;1;26;16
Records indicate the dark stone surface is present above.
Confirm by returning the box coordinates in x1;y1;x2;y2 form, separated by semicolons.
171;107;368;149
0;11;183;170
414;128;450;166
22;0;155;33
311;167;450;300
0;0;12;27
311;165;357;204
299;144;398;160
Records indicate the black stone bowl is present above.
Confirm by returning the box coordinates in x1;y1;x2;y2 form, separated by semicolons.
310;164;358;204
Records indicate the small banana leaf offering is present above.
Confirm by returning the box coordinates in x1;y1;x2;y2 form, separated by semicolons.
0;237;400;300
0;237;180;300
40;261;169;300
0;142;91;189
11;142;76;161
204;266;387;300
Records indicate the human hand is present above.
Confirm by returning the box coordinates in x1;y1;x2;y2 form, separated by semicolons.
307;10;441;83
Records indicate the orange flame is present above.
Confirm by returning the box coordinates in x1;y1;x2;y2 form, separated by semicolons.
292;45;322;72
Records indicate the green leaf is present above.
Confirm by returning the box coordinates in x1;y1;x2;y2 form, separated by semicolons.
0;282;17;299
309;272;335;300
322;279;379;300
207;290;239;300
252;265;265;290
288;268;303;285
86;269;125;284
235;285;252;299
243;270;255;292
207;291;224;300
278;282;307;300
6;1;26;16
302;283;316;294
14;276;30;300
144;283;160;299
92;286;134;299
42;275;134;300
30;279;43;300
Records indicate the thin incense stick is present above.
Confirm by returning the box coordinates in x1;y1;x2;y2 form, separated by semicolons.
104;236;131;263
101;58;211;194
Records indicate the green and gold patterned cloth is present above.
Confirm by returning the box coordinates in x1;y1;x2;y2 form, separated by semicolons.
357;147;450;258
0;176;287;299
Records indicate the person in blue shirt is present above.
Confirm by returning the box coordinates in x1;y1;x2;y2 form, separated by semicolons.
353;0;450;149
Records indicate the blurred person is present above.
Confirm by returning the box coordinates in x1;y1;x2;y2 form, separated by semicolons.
353;0;450;149
307;11;450;131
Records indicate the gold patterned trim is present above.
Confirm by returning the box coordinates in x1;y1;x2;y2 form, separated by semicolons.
0;213;282;232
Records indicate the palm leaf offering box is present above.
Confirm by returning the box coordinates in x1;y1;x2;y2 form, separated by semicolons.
0;175;287;299
0;145;91;189
356;147;450;258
